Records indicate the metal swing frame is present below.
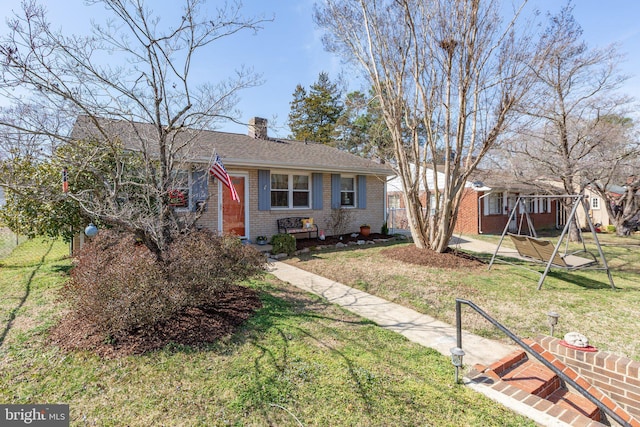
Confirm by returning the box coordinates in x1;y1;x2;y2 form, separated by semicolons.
488;194;615;290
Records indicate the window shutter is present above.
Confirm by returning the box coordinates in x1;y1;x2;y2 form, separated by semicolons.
312;173;323;210
258;169;270;211
191;169;208;211
357;175;367;209
502;192;508;215
331;174;341;209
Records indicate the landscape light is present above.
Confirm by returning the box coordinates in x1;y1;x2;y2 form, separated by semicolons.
547;311;560;337
450;346;465;384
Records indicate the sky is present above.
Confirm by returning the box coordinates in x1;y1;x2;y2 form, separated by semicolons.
2;0;640;137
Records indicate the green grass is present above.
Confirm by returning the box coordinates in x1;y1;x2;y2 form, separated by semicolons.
286;233;640;360
0;238;534;426
0;227;28;260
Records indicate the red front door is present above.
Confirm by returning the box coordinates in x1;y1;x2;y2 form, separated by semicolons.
222;175;246;237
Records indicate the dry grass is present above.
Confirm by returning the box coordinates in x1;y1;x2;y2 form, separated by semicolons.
284;236;640;360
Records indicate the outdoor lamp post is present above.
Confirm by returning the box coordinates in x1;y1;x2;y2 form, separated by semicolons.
547;311;560;337
450;347;465;384
84;223;98;238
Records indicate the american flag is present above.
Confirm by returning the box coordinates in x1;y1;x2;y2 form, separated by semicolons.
209;154;239;202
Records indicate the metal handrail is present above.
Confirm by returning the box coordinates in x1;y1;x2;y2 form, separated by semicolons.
456;298;630;427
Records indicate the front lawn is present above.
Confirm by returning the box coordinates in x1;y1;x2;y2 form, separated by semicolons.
0;238;533;426
285;233;640;360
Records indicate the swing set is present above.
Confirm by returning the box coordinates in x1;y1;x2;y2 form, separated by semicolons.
488;194;615;290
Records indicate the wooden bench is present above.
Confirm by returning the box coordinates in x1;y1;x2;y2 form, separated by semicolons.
508;233;596;269
277;217;318;239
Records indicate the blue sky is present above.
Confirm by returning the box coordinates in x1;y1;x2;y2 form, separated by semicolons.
3;1;640;137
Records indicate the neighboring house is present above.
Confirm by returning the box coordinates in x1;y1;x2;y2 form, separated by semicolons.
578;185;640;231
72;116;393;242
387;168;561;235
577;185;625;229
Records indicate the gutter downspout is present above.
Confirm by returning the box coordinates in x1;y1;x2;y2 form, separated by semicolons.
477;191;492;234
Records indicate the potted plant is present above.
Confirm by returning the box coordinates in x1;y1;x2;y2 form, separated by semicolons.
359;224;371;237
256;235;269;245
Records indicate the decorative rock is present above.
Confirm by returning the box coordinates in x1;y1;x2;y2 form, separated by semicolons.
336;242;347;248
366;240;375;244
564;332;589;348
350;233;359;238
357;240;365;245
273;253;288;260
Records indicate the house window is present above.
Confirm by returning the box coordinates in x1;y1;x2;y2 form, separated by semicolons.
340;176;356;207
169;169;190;209
270;173;310;208
487;193;503;215
591;197;600;210
540;198;549;213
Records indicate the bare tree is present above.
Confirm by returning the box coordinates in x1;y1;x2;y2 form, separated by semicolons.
315;0;537;252
0;0;267;256
585;117;640;236
501;3;633;240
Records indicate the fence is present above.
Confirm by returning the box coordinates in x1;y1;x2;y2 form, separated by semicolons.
0;228;27;260
387;207;431;234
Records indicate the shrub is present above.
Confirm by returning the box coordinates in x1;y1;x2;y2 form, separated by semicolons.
164;229;267;306
270;233;296;255
325;208;353;236
62;231;176;339
606;225;616;233
62;229;267;341
381;222;389;235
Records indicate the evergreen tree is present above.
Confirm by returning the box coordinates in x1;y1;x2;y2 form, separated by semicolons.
336;90;392;159
288;72;343;144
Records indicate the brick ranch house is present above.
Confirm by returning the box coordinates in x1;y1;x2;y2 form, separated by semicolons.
387;168;561;235
71;116;393;243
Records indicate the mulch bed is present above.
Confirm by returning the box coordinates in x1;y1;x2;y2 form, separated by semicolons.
295;232;391;250
380;245;485;269
48;284;262;358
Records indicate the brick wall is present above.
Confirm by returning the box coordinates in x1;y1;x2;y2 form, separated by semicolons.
454;188;479;234
202;170;387;241
536;336;640;422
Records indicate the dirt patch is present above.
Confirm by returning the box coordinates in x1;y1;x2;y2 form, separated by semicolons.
48;284;262;358
380;245;485;269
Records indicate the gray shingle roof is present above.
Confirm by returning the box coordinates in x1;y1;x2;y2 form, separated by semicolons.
71;116;393;176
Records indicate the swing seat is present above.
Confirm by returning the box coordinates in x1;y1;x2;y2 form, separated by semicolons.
508;234;596;270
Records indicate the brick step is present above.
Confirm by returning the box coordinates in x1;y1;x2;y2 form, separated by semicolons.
501;359;561;399
548;387;600;420
474;349;601;423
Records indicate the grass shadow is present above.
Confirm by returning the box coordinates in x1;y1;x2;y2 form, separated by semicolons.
545;270;618;290
0;241;54;347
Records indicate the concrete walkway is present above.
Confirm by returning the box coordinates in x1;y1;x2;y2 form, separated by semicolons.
266;235;575;426
267;234;518;366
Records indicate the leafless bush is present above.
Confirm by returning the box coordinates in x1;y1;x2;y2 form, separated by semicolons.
325;208;353;236
62;229;266;341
